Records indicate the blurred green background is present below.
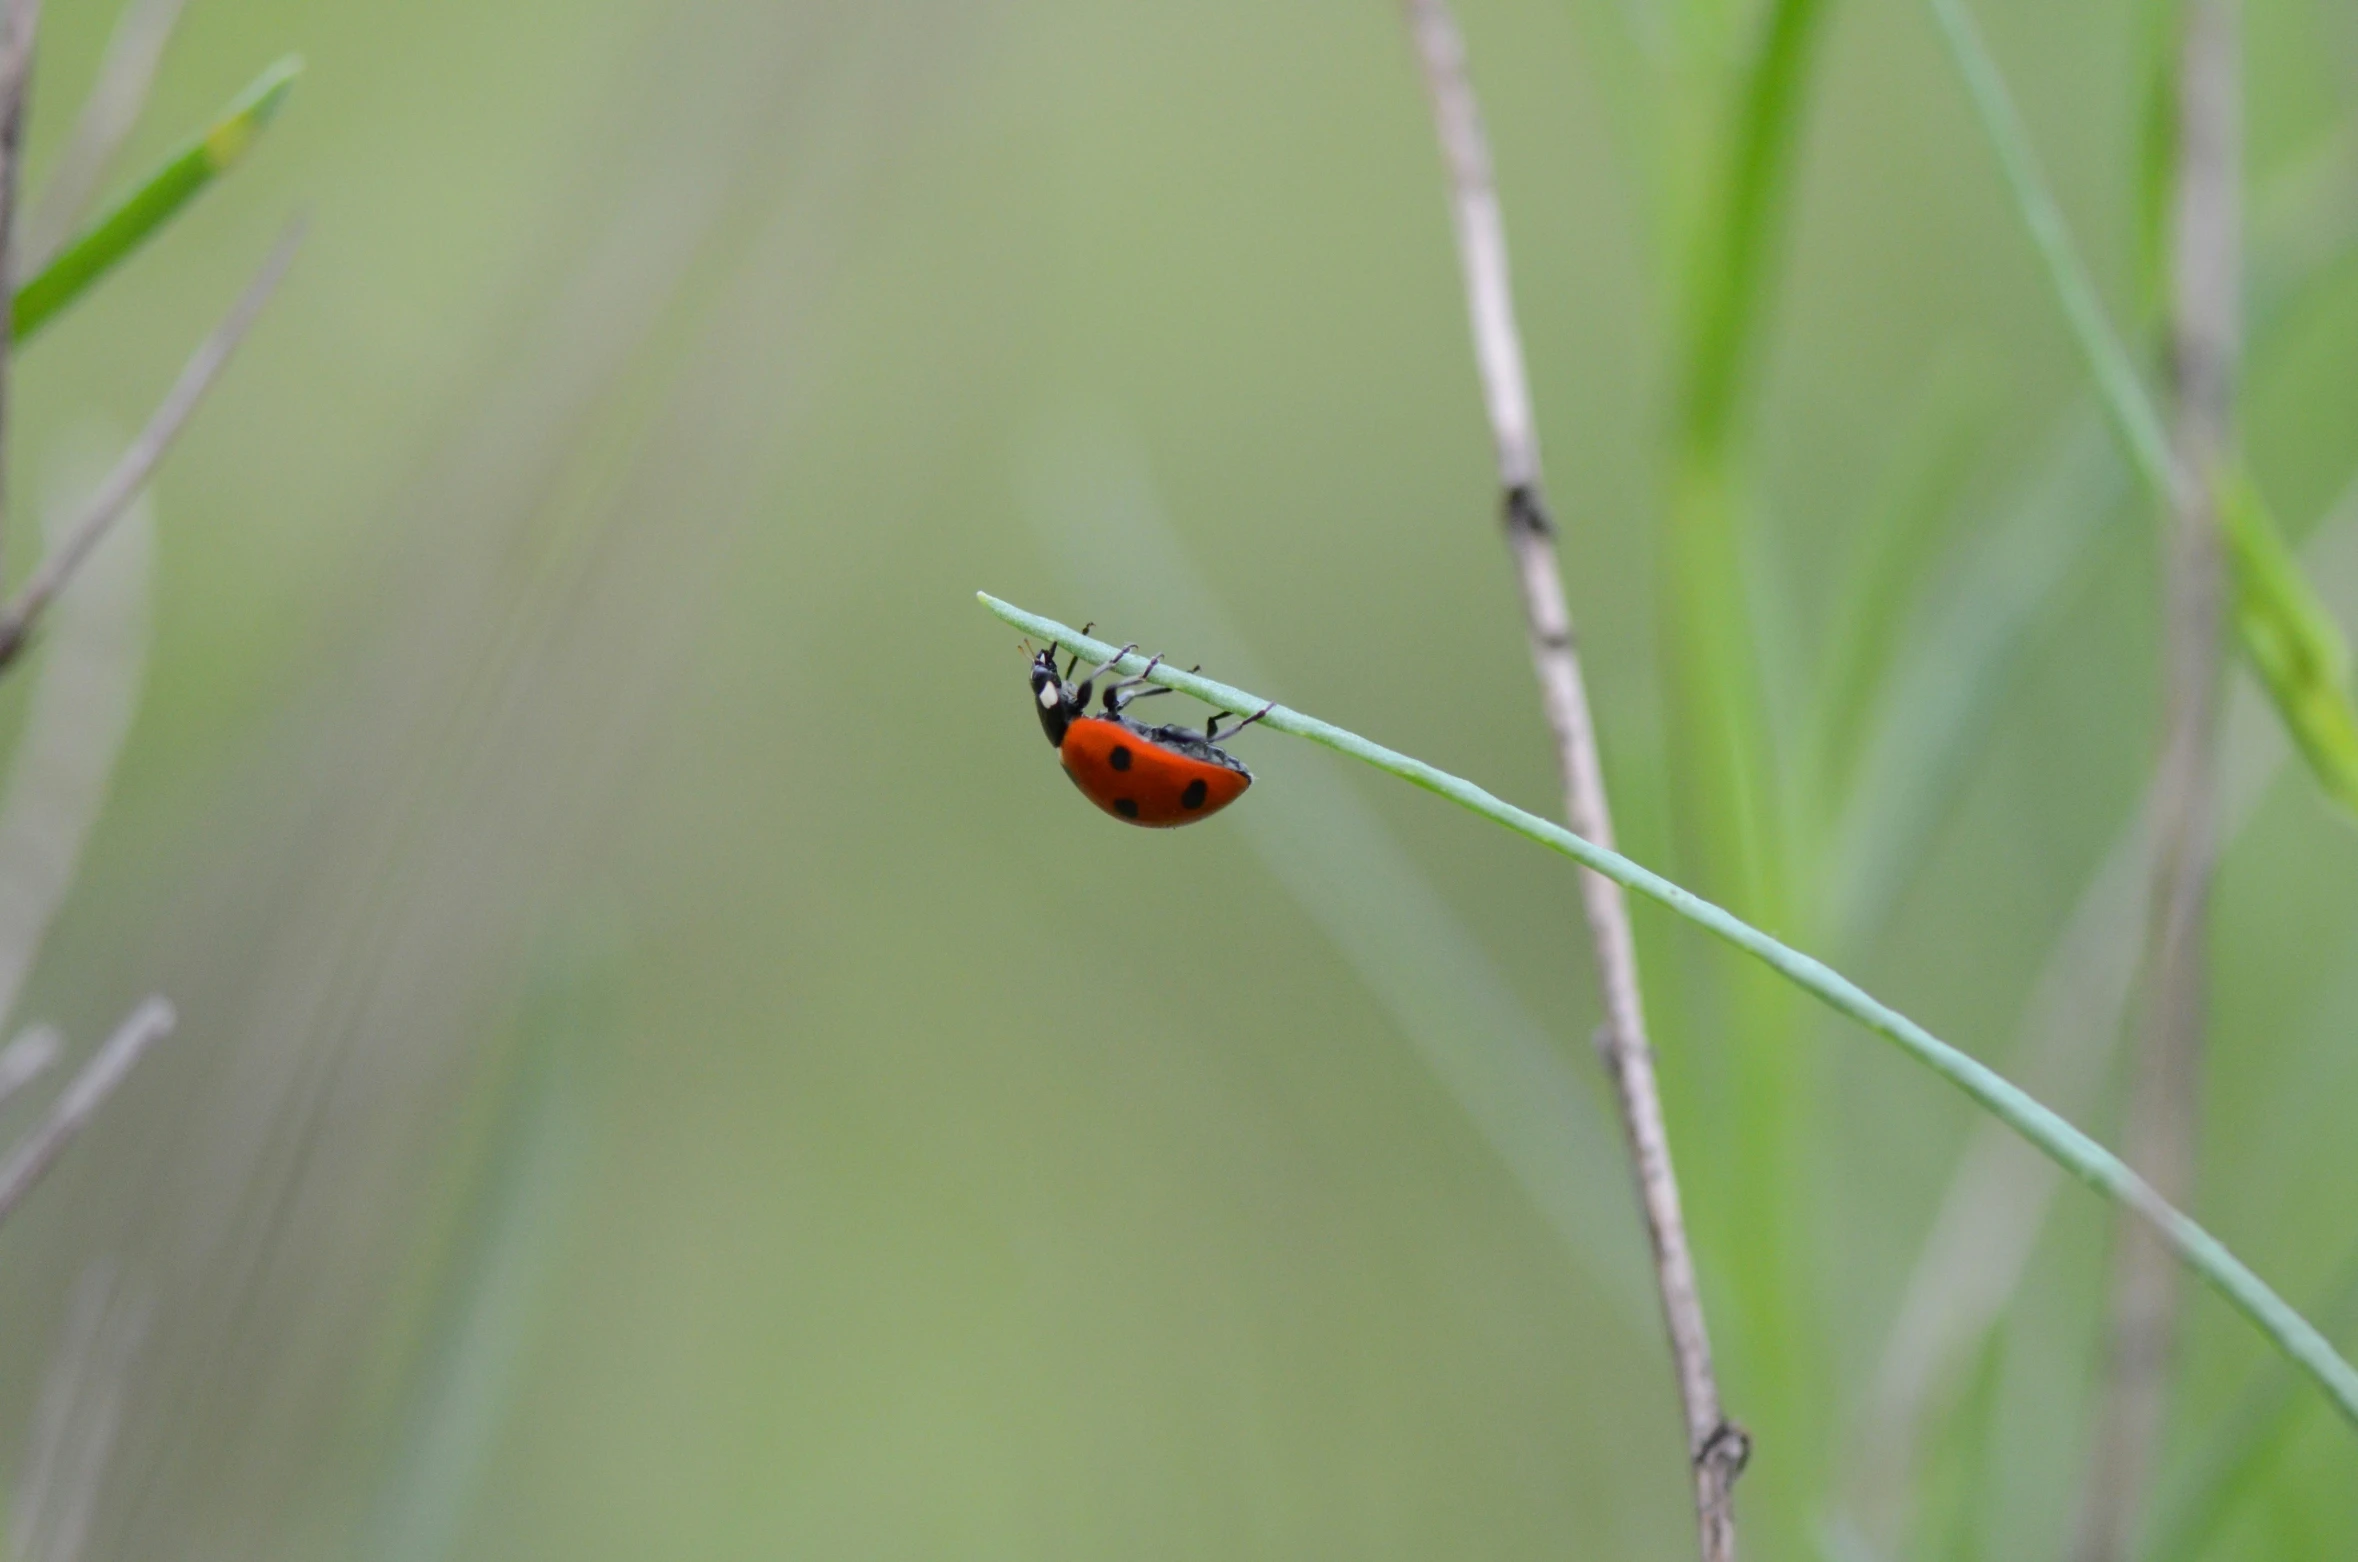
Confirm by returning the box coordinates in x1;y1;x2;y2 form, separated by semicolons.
0;0;2350;1557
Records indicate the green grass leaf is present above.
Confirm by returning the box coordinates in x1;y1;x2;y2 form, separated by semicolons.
12;54;301;345
2221;468;2358;815
976;591;2358;1436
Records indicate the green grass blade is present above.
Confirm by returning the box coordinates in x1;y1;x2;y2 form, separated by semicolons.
2220;467;2358;813
1927;0;2358;822
1925;0;2174;496
12;54;300;345
1681;0;1831;458
1666;12;1842;1517
975;591;2358;1434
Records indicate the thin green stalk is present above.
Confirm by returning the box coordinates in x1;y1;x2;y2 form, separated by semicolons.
1926;0;2358;818
976;591;2358;1432
11;54;299;344
1662;0;1833;916
1665;13;1839;1524
1681;0;1831;460
1925;0;2174;498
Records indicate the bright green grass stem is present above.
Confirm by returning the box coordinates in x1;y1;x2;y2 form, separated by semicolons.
12;55;302;345
1668;7;1839;1534
977;591;2358;1432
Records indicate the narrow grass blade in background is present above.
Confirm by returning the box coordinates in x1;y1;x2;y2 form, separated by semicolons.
1926;0;2358;823
11;55;299;346
0;221;300;667
365;941;607;1562
975;595;2358;1431
12;1262;153;1562
1923;0;2172;485
23;0;190;270
0;1025;58;1107
0;997;175;1227
0;454;153;1030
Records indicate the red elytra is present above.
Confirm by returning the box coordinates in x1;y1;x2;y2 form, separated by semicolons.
1026;642;1268;828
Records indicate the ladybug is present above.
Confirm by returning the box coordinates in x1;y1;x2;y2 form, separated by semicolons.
1028;636;1272;827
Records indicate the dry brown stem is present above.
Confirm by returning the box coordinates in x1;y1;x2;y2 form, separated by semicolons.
0;219;301;669
0;0;45;585
0;997;173;1227
1401;3;1744;1556
2075;4;2240;1558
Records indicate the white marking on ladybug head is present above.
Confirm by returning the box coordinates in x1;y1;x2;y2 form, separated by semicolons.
1038;682;1061;709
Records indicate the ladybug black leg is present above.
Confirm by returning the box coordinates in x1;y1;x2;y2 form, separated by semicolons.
1075;646;1136;698
1100;653;1166;712
1076;642;1140;686
1069;642;1138;712
1106;684;1174;715
1206;702;1274;743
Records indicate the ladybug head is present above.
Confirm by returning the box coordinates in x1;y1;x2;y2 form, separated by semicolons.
1029;647;1081;747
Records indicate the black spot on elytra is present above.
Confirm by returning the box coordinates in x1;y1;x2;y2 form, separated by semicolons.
1109;745;1132;771
1181;778;1209;810
1114;797;1140;819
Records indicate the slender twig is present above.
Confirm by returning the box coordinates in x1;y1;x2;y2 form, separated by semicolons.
0;0;44;589
22;0;186;271
0;219;301;670
0;1022;55;1106
973;593;2358;1431
0;996;172;1227
1397;3;1744;1558
2076;7;2239;1558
